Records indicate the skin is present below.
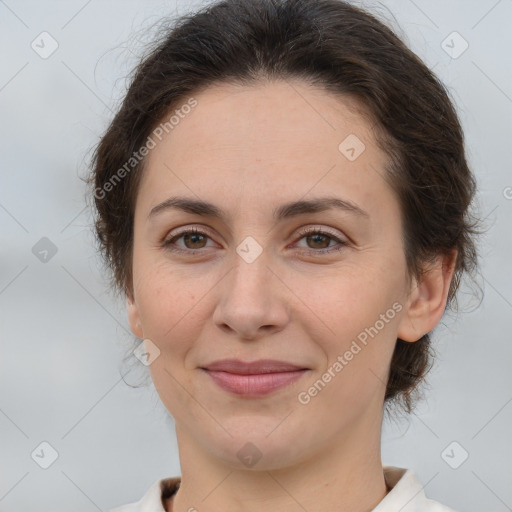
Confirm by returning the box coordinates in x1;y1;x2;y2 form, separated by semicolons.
126;79;457;512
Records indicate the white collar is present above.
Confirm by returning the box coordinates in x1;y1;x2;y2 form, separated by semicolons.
107;465;458;512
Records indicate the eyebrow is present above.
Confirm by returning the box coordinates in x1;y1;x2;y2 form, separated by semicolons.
148;195;370;222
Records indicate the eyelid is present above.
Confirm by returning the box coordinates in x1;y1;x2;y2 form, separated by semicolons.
294;225;346;241
164;224;218;241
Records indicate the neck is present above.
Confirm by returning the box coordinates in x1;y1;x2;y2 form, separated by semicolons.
169;410;388;512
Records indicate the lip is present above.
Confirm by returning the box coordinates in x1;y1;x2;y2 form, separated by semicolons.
201;359;309;396
202;358;307;374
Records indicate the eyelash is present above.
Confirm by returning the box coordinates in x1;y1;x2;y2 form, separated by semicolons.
162;226;348;256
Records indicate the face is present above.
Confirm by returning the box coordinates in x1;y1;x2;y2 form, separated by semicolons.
127;79;421;470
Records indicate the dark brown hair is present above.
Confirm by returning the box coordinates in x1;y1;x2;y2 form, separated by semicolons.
85;0;483;414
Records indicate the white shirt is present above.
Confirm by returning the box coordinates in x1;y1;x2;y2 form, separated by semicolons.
107;466;458;512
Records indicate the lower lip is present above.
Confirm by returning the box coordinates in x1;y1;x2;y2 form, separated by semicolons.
202;369;308;396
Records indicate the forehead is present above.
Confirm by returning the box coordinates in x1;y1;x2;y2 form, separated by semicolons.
147;79;375;163
137;79;397;224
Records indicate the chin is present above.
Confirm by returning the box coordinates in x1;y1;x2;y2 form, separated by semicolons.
201;421;312;472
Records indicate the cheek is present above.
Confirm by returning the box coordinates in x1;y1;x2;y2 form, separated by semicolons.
290;261;402;397
135;267;206;414
133;261;205;351
291;261;398;337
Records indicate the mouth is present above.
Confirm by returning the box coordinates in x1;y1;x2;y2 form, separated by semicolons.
200;359;309;397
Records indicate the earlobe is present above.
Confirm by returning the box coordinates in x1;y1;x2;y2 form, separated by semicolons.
126;294;143;339
397;250;457;343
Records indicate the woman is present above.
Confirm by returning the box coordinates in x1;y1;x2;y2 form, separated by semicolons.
88;0;481;510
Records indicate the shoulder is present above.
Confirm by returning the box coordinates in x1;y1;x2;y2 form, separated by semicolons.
106;476;181;512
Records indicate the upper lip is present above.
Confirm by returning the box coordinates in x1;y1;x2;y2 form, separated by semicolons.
202;359;307;374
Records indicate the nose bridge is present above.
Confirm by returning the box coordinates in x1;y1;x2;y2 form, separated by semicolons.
228;244;272;300
212;240;288;338
228;215;272;290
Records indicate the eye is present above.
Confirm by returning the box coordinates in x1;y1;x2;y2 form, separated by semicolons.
162;226;348;256
162;227;216;254
293;226;348;254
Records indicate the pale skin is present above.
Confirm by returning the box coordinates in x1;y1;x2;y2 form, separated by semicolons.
126;79;457;512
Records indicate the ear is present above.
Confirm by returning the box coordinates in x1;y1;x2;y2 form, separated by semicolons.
397;249;457;342
126;291;144;339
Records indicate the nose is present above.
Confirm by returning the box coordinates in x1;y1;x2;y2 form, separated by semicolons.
212;252;290;341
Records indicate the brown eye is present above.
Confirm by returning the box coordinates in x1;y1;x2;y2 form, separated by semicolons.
305;233;331;249
163;228;213;253
181;231;208;249
294;227;348;254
